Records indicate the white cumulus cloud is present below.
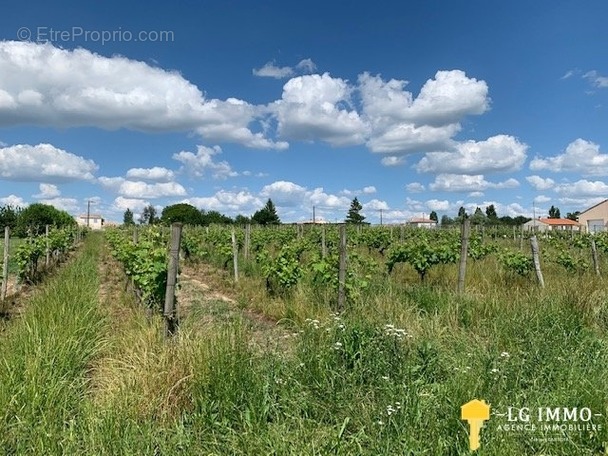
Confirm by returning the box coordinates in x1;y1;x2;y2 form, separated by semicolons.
172;145;238;179
99;177;186;199
33;183;61;199
416;135;528;174
359;70;489;154
0;194;27;207
0;143;97;182
526;175;555;191
429;174;519;192
0;41;285;149
272;73;368;146
126;166;175;182
530;139;608;175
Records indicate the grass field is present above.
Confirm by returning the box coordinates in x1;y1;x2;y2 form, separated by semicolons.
0;232;607;454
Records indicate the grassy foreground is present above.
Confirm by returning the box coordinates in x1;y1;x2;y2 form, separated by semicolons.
1;233;607;454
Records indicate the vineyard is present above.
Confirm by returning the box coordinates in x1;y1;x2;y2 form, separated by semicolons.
106;223;608;315
1;224;608;454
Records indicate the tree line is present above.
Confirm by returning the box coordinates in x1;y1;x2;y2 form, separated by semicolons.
0;203;76;236
128;198;577;228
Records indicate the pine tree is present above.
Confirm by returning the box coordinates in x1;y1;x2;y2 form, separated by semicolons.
548;205;561;219
345;197;365;224
429;211;438;222
140;205;158;225
252;199;281;225
485;204;497;219
123;208;135;225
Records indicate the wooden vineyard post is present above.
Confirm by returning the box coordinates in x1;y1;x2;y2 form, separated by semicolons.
529;236;545;288
458;220;471;293
519;225;524;250
321;226;327;258
244;224;251;260
231;228;239;282
164;223;183;338
45;225;50;268
1;227;9;301
337;225;347;311
591;238;600;276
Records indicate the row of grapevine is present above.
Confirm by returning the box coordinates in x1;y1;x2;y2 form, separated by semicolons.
105;227;170;309
180;224;608;294
12;227;80;284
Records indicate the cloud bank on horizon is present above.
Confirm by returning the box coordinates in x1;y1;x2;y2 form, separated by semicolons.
0;39;607;222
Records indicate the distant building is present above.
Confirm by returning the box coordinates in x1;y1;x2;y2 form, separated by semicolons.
76;213;104;230
522;218;580;232
296;218;330;225
578;199;608;233
407;217;437;229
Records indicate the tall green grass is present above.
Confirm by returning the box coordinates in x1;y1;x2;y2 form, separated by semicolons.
1;233;607;454
0;234;104;454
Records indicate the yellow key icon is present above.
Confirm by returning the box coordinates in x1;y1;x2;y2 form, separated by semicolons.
461;399;490;451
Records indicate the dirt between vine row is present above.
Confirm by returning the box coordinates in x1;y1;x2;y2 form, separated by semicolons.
176;262;294;355
97;247;293;355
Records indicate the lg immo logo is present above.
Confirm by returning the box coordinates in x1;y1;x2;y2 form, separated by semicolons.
461;399;490;451
461;399;604;450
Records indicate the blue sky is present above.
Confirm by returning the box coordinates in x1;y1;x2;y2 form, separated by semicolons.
1;1;608;223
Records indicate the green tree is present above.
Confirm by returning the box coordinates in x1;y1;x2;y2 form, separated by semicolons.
471;207;487;225
513;215;531;226
0;205;22;231
457;206;468;221
161;203;204;225
123;208;135;226
140;205;158;225
202;210;234;225
548;205;561;219
440;215;454;226
429;211;438;223
566;211;580;221
252;199;281;225
485;204;498;219
16;203;76;236
235;214;251;225
345;197;366;224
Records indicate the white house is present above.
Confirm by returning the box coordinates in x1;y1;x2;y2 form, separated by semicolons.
522;218;580;232
578;199;608;233
76;213;104;230
407;217;437;229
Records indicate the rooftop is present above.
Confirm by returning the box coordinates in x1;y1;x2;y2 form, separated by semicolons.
537;218;579;226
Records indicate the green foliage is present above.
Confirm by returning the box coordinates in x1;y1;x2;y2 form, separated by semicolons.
498;249;534;276
252;199;281;225
257;241;305;294
15;203;76;237
106;227;168;308
429;211;438;223
554;251;589;273
202;210;234;225
139;205;158;225
548;205;561;219
485;204;498;219
0;205;22;231
345;197;365;224
14;227;75;283
123;208;135;226
387;237;459;281
234;214;251;225
161;203;204;226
